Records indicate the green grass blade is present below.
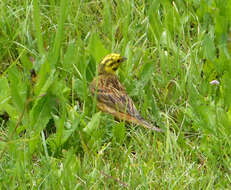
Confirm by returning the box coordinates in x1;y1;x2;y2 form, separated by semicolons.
33;0;45;55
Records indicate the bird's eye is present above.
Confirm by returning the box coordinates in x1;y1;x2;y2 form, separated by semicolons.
117;59;120;63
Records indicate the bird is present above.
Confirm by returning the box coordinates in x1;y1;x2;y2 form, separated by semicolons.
90;53;162;132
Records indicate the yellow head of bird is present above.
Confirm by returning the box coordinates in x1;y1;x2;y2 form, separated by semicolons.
98;53;127;75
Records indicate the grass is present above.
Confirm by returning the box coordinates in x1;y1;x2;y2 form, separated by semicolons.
0;0;231;189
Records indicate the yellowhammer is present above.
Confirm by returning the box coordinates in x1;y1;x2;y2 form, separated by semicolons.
90;53;162;132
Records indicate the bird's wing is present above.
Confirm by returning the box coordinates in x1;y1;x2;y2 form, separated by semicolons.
90;75;140;117
96;86;140;118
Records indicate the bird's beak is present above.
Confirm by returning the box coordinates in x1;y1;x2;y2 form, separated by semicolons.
122;57;127;62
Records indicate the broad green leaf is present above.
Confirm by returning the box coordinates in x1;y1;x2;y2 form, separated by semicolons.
112;122;126;144
7;66;27;113
163;81;178;105
147;0;161;41
34;59;56;96
59;108;83;145
0;76;10;110
33;0;45;55
203;34;216;61
140;61;154;86
18;49;33;71
83;112;101;135
52;0;70;63
29;94;55;133
87;33;109;63
1;103;17;119
74;78;85;101
222;72;231;109
102;0;113;41
63;43;76;72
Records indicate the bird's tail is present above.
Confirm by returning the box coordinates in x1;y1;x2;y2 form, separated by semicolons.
98;102;163;132
137;117;163;132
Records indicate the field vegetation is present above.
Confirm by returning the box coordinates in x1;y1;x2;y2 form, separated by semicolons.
0;0;231;189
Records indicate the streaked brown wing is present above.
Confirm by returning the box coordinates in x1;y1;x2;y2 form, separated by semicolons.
90;75;140;117
96;86;140;118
